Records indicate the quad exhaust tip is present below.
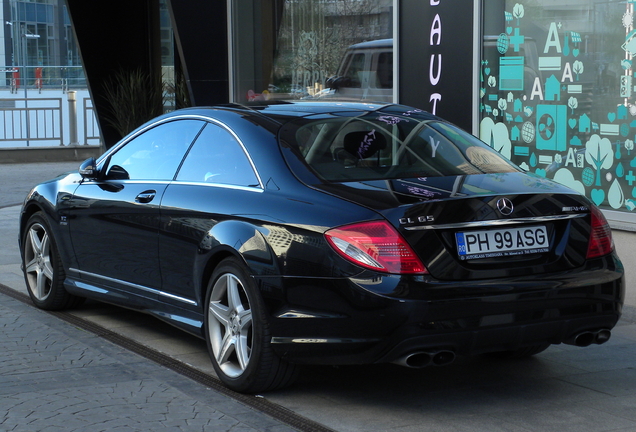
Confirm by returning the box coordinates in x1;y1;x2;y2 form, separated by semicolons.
393;329;611;368
567;329;612;347
393;350;456;368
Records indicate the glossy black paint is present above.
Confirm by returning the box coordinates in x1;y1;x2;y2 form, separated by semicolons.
20;102;625;367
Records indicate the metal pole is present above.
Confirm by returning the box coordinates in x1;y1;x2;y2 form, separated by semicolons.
68;91;78;146
22;30;40;147
23;31;29;147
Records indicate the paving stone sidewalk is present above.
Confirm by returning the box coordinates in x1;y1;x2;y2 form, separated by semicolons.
0;292;295;432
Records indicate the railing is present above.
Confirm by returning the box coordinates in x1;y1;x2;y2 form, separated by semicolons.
83;97;100;143
0;90;101;148
0;98;63;146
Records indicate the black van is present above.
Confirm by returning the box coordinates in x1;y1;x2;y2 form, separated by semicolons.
325;38;393;102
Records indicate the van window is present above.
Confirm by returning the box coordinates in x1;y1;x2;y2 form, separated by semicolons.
375;52;393;89
343;53;366;88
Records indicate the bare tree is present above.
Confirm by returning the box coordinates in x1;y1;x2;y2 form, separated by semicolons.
274;0;392;92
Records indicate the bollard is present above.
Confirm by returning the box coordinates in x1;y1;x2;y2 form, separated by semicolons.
68;90;79;146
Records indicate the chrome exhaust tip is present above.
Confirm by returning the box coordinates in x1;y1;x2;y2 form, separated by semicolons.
595;329;611;345
574;331;596;347
392;350;456;368
566;329;612;347
432;350;456;366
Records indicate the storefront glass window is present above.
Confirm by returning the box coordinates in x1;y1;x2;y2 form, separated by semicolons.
230;0;393;103
481;1;636;213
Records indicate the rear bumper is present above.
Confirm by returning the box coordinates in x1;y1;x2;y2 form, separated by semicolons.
264;253;624;365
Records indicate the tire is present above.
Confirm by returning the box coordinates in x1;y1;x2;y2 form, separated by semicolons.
22;212;84;310
486;343;551;360
204;257;297;393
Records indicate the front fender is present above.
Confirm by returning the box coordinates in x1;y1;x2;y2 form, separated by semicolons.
19;173;82;271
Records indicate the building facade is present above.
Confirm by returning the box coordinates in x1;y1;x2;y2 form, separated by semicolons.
0;0;83;86
61;0;636;226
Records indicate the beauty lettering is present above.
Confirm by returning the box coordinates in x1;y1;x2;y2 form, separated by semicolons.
429;0;442;115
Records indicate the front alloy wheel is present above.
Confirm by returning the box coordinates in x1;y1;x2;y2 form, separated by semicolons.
24;221;54;302
22;212;82;310
204;257;297;393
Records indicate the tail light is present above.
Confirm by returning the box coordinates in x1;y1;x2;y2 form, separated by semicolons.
325;221;428;274
586;206;614;259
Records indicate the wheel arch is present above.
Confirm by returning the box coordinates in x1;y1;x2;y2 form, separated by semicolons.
197;220;277;308
199;249;240;305
19;201;52;255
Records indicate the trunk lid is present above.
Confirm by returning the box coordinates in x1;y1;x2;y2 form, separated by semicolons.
316;172;593;280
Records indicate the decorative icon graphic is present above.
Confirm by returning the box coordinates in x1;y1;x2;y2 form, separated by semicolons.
521;121;535;143
499;57;524;90
497;33;510;54
585;134;614;186
538;114;554;140
481;1;636;212
536;105;567;151
582;167;596;187
609;179;625;209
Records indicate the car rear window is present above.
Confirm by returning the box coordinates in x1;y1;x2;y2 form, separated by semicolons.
278;107;519;183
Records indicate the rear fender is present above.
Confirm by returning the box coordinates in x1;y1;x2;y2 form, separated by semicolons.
206;220;278;276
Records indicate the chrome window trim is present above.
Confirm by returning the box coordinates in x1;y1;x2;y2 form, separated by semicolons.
79;180;173;186
405;213;587;231
70;268;198;306
96;113;265;190
170;180;264;193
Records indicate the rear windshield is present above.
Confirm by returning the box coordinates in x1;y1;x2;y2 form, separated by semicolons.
279;107;518;183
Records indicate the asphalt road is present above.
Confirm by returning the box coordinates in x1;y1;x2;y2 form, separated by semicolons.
0;161;80;207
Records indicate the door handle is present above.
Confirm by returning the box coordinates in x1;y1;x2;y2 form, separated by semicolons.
135;190;156;203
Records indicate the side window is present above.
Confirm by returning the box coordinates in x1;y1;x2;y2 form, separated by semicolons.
105;120;205;181
176;123;259;187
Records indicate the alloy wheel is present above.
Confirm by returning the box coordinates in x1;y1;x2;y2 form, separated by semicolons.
207;272;253;378
24;222;54;301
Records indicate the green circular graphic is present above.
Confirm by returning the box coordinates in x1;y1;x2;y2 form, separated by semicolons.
522;121;535;143
497;33;509;54
581;167;595;187
621;123;630;137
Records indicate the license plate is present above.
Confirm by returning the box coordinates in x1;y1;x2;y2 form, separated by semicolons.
455;225;549;260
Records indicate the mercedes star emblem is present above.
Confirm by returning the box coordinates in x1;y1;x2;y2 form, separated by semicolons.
496;198;514;216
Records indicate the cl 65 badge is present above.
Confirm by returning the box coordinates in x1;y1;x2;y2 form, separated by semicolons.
399;215;435;225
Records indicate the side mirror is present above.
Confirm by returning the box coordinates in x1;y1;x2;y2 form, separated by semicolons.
79;157;98;179
326;76;350;91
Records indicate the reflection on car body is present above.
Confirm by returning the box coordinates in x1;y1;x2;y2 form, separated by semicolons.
19;101;624;393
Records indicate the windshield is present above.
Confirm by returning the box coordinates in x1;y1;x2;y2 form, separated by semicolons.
279;107;519;183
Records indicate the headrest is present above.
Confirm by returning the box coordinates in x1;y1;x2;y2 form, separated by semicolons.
343;130;386;159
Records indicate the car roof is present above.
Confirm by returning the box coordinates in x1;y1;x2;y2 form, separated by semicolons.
346;38;393;50
168;101;394;126
150;101;439;137
224;101;390;116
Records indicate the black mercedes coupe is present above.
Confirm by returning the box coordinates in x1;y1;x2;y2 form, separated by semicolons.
19;102;624;393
